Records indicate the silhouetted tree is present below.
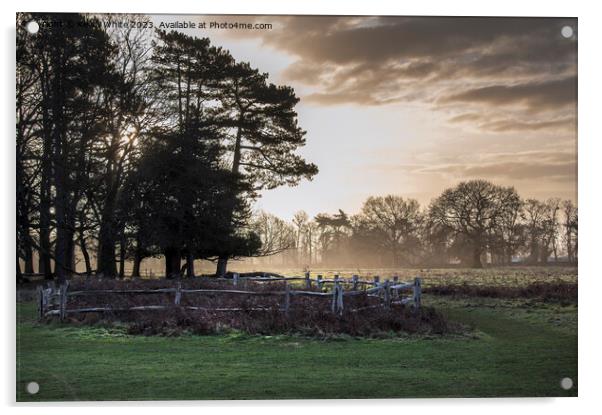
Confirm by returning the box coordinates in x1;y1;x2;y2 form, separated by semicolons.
562;200;578;264
16;14;40;280
94;15;155;278
522;198;561;264
354;196;423;266
19;13;118;283
429;180;521;268
214;60;318;275
292;211;309;266
251;211;296;262
123;130;258;278
130;30;261;277
540;198;561;263
489;197;525;264
314;210;352;265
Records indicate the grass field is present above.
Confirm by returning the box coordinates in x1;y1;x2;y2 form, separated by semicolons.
133;263;579;288
261;266;578;287
16;287;578;401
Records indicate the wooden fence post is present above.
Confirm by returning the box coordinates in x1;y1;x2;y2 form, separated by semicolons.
305;271;311;289
175;281;182;306
47;282;55;312
331;283;338;313
383;279;391;308
413;277;422;311
317;275;323;290
59;282;69;322
284;282;291;316
36;285;43;320
337;281;344;315
392;276;399;300
373;276;381;301
42;285;51;316
352;275;358;291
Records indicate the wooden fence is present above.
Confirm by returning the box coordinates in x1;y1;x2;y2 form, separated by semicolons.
37;273;422;321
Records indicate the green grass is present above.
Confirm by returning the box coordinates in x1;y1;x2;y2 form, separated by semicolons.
16;297;577;401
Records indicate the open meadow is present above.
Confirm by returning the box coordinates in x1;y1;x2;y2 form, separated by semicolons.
16;266;577;401
224;265;578;287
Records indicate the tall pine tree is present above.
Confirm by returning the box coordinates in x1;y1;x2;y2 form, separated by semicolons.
214;61;318;275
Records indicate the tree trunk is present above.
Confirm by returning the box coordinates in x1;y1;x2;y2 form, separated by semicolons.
24;238;34;274
68;235;76;273
39;255;52;281
17;192;36;274
132;252;142;278
118;238;126;279
38;185;52;279
566;226;573;263
39;121;53;280
528;239;540;264
472;246;483;268
216;256;228;277
131;238;143;278
79;235;92;276
165;248;181;279
97;226;118;278
215;120;244;278
97;181;120;278
54;206;76;283
540;246;550;264
17;253;24;284
308;228;312;265
54;227;70;284
186;251;195;278
391;245;400;268
53;178;71;285
37;56;55;281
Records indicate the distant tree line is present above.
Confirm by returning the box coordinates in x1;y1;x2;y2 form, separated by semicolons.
16;13;317;282
250;180;577;269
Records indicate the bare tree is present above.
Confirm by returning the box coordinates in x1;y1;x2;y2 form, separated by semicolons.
562;200;578;264
522;198;560;264
95;14;155;278
522;199;548;264
251;211;296;259
429;180;521;268
21;14;119;283
292;211;309;265
304;220;318;266
540;198;561;263
354;196;423;267
489;198;525;265
16;16;41;279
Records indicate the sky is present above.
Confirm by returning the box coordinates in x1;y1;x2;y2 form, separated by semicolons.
153;15;577;221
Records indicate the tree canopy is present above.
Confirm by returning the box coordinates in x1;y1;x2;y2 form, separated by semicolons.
16;13;317;280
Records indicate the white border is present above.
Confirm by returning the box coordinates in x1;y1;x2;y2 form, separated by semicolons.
3;1;601;414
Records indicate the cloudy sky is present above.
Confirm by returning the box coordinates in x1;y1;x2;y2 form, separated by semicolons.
154;15;577;220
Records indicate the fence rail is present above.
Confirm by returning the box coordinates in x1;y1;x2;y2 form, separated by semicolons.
37;273;421;320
